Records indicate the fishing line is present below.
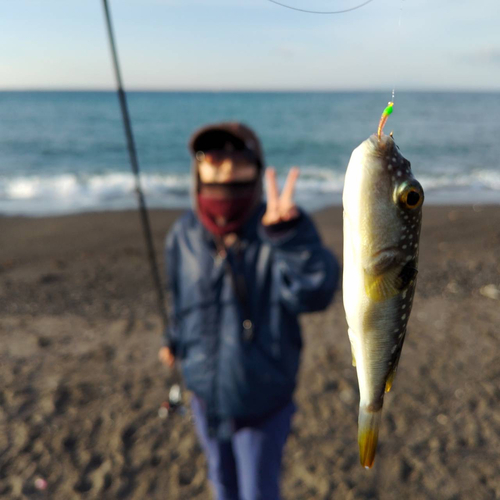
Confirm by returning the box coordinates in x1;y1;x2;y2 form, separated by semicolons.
391;0;405;103
380;0;404;136
267;0;375;15
101;0;169;334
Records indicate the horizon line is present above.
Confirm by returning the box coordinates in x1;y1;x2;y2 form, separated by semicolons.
1;87;500;93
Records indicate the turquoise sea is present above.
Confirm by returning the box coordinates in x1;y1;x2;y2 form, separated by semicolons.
1;91;499;216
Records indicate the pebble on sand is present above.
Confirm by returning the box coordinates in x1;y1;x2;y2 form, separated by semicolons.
158;401;170;419
479;284;500;300
34;478;48;491
446;281;460;294
436;414;449;425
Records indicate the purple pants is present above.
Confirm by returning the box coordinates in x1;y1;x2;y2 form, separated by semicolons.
191;396;295;500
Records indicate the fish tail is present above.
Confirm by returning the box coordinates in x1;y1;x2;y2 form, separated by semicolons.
358;406;382;469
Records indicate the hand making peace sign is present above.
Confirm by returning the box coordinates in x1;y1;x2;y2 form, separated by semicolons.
262;167;300;226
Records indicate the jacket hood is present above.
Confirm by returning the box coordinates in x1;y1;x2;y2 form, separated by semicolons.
188;122;265;218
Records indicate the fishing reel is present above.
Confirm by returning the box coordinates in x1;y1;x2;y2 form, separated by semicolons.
158;383;185;420
168;383;182;410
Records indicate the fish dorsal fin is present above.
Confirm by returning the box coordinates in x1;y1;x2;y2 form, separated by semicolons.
385;334;406;393
385;367;397;393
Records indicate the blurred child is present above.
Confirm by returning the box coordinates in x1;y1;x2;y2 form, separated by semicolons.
159;123;339;500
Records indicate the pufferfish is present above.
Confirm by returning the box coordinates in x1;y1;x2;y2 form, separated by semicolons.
342;107;424;469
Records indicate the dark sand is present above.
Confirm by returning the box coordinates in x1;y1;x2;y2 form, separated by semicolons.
1;206;500;500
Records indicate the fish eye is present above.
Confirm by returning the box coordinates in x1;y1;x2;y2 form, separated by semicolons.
406;190;421;207
396;182;424;210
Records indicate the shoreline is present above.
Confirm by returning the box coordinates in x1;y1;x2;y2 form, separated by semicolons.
1;190;500;219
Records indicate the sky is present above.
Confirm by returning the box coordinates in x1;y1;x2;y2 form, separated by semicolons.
2;0;500;91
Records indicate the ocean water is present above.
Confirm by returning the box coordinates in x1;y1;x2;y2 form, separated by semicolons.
1;91;499;216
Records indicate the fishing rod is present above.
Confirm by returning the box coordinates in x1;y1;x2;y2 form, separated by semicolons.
101;0;169;336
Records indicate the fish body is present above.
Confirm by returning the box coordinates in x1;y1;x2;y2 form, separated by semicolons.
342;134;424;468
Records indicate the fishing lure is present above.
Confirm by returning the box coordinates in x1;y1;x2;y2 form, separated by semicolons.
377;101;394;139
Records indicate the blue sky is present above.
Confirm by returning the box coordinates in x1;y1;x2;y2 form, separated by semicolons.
2;0;499;91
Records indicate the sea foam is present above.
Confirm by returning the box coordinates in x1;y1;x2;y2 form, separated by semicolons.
1;167;499;216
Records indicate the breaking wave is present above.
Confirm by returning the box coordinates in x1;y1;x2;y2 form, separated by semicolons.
1;167;499;216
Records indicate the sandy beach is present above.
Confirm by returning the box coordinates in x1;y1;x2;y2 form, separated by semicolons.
1;205;500;500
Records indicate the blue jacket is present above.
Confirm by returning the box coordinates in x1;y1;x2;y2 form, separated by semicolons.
164;204;339;427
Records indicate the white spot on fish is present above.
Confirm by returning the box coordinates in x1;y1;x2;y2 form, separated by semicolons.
391;345;397;353
414;244;419;249
404;215;409;220
401;235;406;240
388;164;393;171
397;171;402;177
392;157;397;163
406;255;412;261
398;333;404;339
394;328;399;333
403;245;407;249
402;290;407;299
402;314;406;320
402;304;406;309
409;235;414;239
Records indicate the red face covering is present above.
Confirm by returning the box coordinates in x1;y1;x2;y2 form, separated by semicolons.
197;182;257;236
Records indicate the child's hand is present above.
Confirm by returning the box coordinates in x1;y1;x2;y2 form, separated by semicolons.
158;347;175;368
262;167;300;226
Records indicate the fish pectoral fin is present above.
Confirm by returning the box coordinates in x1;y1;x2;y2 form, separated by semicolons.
364;266;402;301
364;249;402;301
365;260;418;302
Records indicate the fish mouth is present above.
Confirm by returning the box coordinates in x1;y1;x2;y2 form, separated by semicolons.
366;134;396;157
